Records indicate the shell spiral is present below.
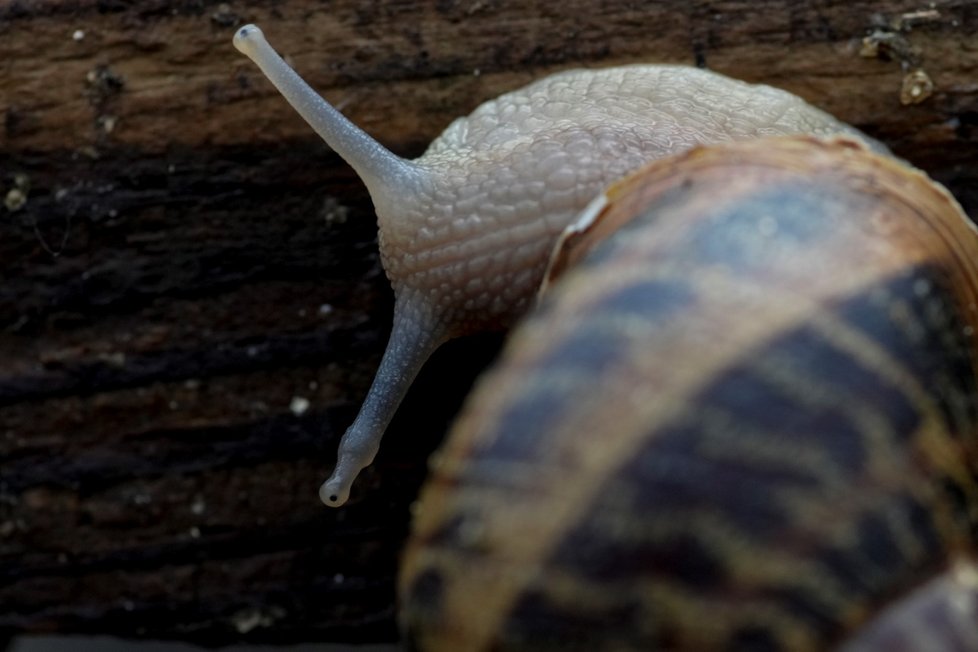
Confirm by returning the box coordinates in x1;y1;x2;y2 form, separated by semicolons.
399;137;978;652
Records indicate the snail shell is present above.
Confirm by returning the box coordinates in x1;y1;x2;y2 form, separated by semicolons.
399;136;978;652
233;24;883;505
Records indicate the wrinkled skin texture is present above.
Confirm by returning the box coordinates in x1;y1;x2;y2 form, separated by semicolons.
378;65;878;337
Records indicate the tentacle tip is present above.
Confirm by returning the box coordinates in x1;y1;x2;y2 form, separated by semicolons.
232;23;264;55
319;477;351;507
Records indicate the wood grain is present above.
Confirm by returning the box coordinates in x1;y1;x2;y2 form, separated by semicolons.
1;0;975;645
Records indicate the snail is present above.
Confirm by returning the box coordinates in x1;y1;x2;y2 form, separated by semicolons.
399;136;978;651
231;21;978;652
232;23;885;507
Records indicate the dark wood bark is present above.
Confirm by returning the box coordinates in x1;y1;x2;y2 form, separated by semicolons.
1;0;976;646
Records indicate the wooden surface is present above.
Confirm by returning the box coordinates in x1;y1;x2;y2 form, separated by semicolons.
1;0;976;646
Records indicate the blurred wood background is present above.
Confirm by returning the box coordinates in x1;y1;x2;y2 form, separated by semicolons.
1;0;976;646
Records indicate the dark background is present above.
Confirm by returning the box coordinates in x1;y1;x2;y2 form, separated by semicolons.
2;0;976;648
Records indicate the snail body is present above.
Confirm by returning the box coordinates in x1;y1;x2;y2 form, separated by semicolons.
233;24;881;505
230;23;978;651
400;137;978;652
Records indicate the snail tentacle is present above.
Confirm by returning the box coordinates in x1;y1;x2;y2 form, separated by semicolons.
321;299;446;506
233;24;421;191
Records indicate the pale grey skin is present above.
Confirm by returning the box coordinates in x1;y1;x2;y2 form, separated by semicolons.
233;24;876;507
